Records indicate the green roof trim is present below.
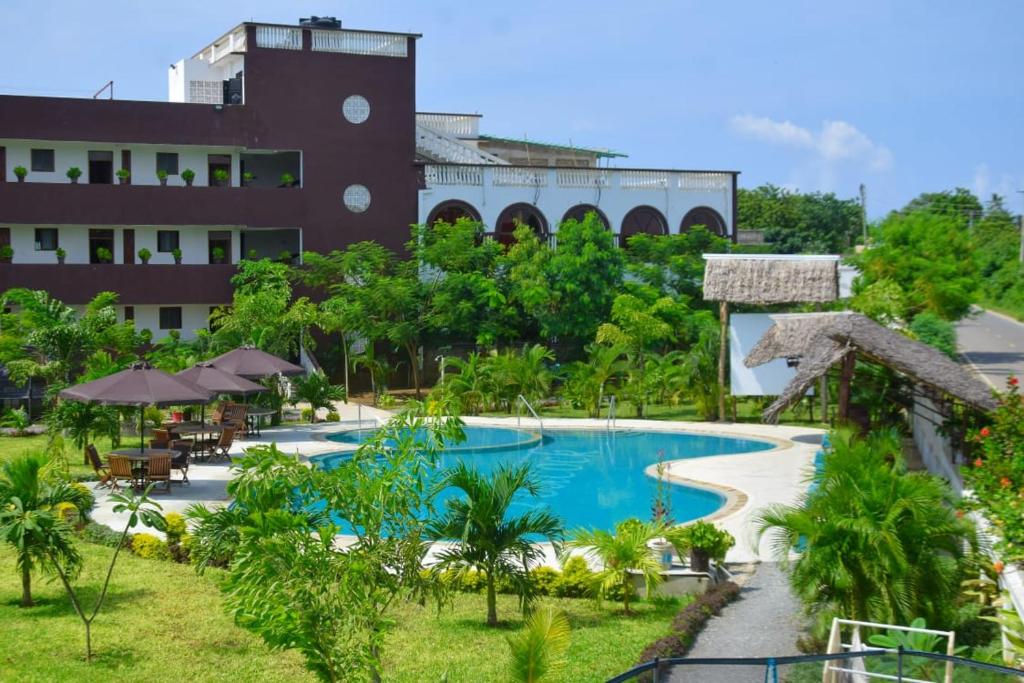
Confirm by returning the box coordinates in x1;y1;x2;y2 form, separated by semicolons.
477;135;628;159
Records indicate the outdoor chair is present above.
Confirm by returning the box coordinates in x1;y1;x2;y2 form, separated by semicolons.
211;404;226;425
169;439;192;484
149;428;171;449
86;444;111;489
145;454;172;494
209;426;236;462
108;455;137;492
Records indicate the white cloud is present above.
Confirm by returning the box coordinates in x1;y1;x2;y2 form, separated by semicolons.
972;163;1023;203
729;114;894;187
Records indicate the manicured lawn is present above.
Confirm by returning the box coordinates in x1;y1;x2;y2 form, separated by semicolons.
0;541;679;682
0;433;116;480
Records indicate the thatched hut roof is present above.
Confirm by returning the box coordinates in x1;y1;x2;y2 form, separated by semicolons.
702;255;839;304
747;312;998;423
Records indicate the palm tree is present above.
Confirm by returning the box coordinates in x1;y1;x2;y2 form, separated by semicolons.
290;370;346;422
444;353;493;415
427;462;564;626
564;518;666;615
0;453;86;607
756;429;976;634
506;605;571;683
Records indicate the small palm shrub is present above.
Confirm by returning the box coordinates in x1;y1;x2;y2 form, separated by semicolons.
506;605;571;683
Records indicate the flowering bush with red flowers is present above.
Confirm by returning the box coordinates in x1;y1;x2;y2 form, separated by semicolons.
963;377;1024;563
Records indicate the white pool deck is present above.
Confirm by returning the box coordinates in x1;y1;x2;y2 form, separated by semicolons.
87;403;823;565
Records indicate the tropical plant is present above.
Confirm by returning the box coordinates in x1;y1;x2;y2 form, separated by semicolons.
280;172;296;186
0;407;31;435
212;168;229;184
428;462;563;626
290;371;346;422
440;352;494;415
242;171;255;185
13;165;27;180
180;168;195;185
909;311;957;359
55;246;66;262
0;453;90;606
0;244;12;261
506;605;571;683
563;518;667;615
352;345;389;406
757;429;977;635
49;486;165;662
66;166;82;181
171;247;183;263
867;617;966;680
115;167;130;181
95;247;113;263
157;168;168;183
47;399;121;463
666;520;735;567
137;247;152;264
982;592;1024;668
211;246;226;263
559;344;624;418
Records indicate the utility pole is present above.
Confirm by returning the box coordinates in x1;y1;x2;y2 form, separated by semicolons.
859;183;868;246
1017;190;1024;263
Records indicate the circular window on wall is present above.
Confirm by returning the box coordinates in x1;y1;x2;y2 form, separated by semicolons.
343;184;371;213
342;95;370;124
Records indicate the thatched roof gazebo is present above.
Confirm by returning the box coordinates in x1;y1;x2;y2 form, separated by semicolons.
744;312;998;423
701;254;842;419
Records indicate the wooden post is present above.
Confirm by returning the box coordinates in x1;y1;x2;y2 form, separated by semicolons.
816;304;828;422
718;300;728;421
837;351;855;421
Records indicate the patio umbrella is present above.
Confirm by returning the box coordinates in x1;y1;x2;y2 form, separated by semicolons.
206;345;304;380
176;362;268;425
59;361;212;453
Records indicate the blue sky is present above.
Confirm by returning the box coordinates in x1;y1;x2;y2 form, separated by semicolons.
2;1;1022;216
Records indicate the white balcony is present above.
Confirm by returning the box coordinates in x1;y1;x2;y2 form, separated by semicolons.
419;164;736;243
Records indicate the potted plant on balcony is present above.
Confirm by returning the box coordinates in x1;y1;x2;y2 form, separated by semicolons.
242;171;255;187
280;172;296;188
210;246;226;264
55;247;66;264
666;520;735;574
0;245;13;263
246;249;259;260
277;250;292;263
181;169;195;187
138;248;152;264
157;169;168;186
66;167;82;184
116;168;131;185
95;247;113;264
171;248;182;264
13;166;27;183
212;169;230;187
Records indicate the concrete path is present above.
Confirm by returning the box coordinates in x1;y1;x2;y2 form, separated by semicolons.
669;563;805;682
957;308;1024;389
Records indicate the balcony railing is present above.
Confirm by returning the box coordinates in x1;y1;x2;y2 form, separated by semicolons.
416;113;480;138
311;29;408;57
194;26;248;63
423;164;733;192
255;26;302;50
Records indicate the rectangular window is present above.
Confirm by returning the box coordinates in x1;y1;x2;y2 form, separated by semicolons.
34;228;58;251
156;153;179;176
159;307;182;330
124;306;134;322
30;149;55;172
157;230;179;253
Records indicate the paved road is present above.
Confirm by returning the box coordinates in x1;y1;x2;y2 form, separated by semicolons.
668;563;805;682
957;309;1024;390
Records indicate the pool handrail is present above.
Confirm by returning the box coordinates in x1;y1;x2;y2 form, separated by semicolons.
606;394;617;430
515;395;544;437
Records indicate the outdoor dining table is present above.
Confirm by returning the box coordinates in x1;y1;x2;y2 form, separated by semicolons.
245;407;276;438
108;448;177;489
167;423;223;459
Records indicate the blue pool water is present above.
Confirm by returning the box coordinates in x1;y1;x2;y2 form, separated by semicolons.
314;427;774;532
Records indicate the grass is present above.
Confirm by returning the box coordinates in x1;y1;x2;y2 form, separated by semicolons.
0;540;680;682
0;433;125;480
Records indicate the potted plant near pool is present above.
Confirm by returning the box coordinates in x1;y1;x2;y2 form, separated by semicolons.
667;521;735;574
157;169;168;186
95;247;113;264
181;169;195;187
0;245;13;263
171;248;182;264
138;248;151;264
115;168;130;185
55;247;66;264
212;169;229;187
66;167;82;184
13;166;27;183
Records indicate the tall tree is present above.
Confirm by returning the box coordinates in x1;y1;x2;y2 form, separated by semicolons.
625;226;730;302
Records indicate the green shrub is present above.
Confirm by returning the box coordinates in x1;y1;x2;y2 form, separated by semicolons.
55;501;79;525
553;556;595;598
301;407;314;422
82;522;131;549
325;410;340;422
530;566;560;596
910;312;957;359
171;532;192;564
667;520;735;563
144;406;164;428
70;482;96;520
131;533;171;560
164;512;187;544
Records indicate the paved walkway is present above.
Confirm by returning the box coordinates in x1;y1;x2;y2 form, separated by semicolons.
957;308;1024;389
669;563;805;682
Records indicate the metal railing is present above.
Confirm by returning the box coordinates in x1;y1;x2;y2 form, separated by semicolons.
608;649;1024;682
311;29;408;57
515;395;544;437
606;394;617;430
421;164;733;193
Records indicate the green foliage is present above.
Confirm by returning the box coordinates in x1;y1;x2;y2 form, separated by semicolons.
279;172;295;186
212;168;229;183
635;580;740;665
324;410;340;422
95;247;113;263
867;617;966;680
757;429;977;636
137;247;151;263
849;278;906;325
982;592;1024;668
65;166;81;180
131;532;171;561
559;344;625;418
666;520;735;562
624;227;730;301
506;605;571;683
163;512;187;545
428;461;564;626
47;399;120;454
13;165;27;179
115;167;130;180
737;184;863;253
81;521;131;548
909;311;957;358
180;168;195;183
961;377;1024;562
290;371;346;422
564;518;667;615
0;407;31;435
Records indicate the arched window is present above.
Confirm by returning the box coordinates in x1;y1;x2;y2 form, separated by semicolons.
495;203;548;245
680;206;727;236
619;206;668;247
426;200;481;226
561;204;610;230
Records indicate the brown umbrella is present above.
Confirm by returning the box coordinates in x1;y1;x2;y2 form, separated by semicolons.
176;363;268;396
59;361;212;453
206;345;304;379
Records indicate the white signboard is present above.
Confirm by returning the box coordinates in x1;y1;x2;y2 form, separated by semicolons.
730;313;802;397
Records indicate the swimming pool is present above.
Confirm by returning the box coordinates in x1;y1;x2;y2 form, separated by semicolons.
314;426;774;531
